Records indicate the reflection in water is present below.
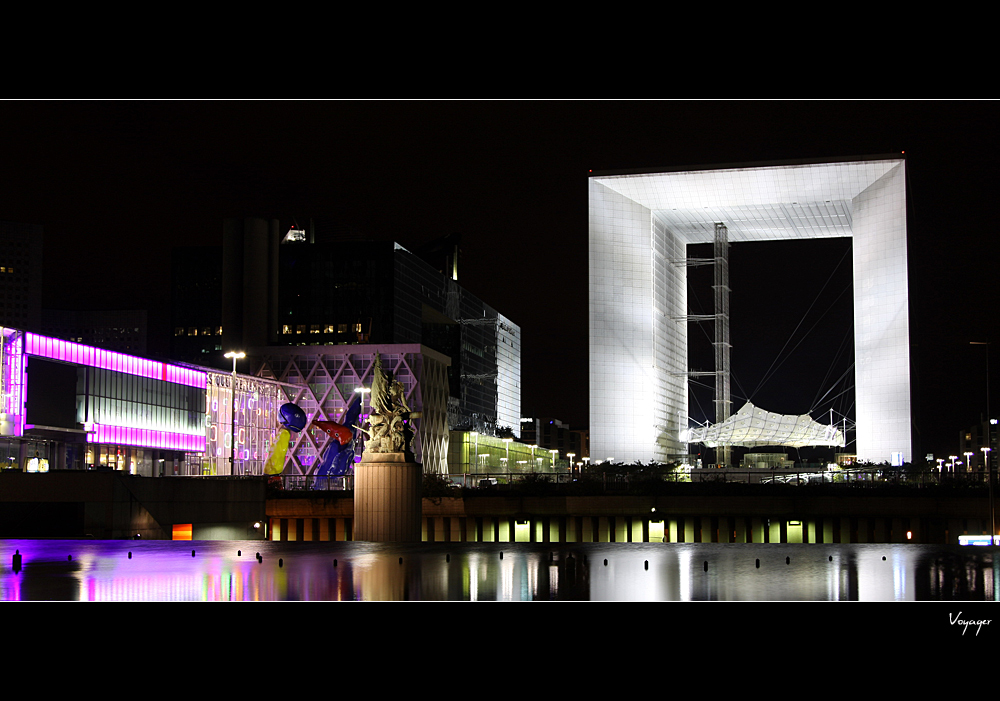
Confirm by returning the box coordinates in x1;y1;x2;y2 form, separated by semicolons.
0;540;996;601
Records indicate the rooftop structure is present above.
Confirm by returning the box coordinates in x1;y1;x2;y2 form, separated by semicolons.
590;156;910;464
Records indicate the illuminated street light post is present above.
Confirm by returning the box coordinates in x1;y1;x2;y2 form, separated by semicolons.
984;446;994;538
965;451;975;474
354;386;370;453
224;351;245;475
471;431;479;475
567;453;575;476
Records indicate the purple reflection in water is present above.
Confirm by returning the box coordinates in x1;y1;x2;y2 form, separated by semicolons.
0;540;996;601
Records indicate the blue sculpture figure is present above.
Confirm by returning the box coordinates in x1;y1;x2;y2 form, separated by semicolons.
279;403;307;433
311;394;363;489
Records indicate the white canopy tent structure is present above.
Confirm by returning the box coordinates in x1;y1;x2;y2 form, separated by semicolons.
684;402;845;449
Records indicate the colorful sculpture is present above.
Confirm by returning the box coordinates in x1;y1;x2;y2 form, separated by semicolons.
310;394;363;488
264;402;307;488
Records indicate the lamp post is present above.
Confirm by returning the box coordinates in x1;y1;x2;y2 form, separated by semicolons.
984;446;994;538
567;453;575;476
965;451;975;474
471;431;479;475
354;386;370;452
224;351;245;476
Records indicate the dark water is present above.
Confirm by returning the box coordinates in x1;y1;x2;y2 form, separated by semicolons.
1;540;996;601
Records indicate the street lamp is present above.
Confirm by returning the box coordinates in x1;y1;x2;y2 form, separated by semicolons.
983;446;994;531
224;351;245;475
354;386;370;452
965;451;975;473
471;431;479;474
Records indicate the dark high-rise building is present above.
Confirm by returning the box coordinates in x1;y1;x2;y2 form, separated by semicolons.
172;219;521;437
0;221;43;333
960;419;999;473
41;309;148;354
171;246;224;363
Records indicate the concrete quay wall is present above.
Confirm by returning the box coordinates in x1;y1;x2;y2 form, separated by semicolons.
0;472;268;539
266;493;995;545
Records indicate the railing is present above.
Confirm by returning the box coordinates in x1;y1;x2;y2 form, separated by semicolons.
268;468;996;492
278;475;355;491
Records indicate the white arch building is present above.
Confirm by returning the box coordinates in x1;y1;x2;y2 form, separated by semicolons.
589;156;910;465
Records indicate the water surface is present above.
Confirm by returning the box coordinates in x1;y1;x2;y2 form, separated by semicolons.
1;540;995;601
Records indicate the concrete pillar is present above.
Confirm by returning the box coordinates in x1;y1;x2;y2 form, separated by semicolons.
873;517;887;543
354;456;422;542
734;517;746;544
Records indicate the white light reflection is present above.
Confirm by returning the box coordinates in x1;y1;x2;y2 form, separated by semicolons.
678;547;693;601
500;554;515;601
892;550;911;601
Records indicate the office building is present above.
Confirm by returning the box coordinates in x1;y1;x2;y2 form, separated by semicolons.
959;419;998;473
0;327;283;477
178;220;521;441
252;343;451;474
0;221;43;333
41;309;148;354
590;156;911;464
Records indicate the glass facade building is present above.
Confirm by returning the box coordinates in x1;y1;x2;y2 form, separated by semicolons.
0;328;284;476
253;343;452;474
589;157;911;464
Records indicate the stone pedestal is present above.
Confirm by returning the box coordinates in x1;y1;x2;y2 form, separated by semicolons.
354;452;422;542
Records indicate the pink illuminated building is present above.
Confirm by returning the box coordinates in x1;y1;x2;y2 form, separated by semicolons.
0;328;282;476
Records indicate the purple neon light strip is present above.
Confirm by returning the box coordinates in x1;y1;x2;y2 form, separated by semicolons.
24;333;205;388
87;423;206;452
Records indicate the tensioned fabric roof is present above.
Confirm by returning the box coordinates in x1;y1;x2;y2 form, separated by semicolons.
686;402;845;449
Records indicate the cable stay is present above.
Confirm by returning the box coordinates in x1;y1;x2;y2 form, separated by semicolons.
747;242;853;402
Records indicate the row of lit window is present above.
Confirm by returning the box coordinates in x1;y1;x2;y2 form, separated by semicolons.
175;327;223;337
282;323;362;335
0;267;15;274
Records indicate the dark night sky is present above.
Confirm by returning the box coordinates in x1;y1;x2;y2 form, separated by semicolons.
0;100;996;462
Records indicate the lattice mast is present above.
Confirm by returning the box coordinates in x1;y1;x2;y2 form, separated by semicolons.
713;223;732;466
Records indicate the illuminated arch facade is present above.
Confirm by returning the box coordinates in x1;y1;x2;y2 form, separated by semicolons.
589;157;910;464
